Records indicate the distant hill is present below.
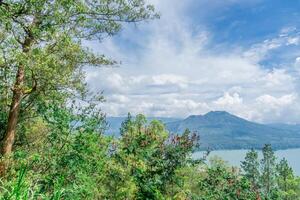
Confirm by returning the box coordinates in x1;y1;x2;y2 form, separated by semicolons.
106;111;300;150
105;117;181;136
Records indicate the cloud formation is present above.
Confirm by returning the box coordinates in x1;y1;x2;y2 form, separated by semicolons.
85;0;300;123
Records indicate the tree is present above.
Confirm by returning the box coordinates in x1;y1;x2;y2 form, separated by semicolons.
277;158;293;193
261;144;277;199
276;158;300;200
0;0;158;157
120;112;133;135
194;157;257;200
116;115;199;199
241;149;260;195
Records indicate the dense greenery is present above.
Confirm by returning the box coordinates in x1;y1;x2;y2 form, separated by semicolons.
241;146;300;200
0;111;300;199
0;113;197;199
0;0;158;157
0;0;299;199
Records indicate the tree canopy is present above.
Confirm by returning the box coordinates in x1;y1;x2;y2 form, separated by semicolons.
0;0;158;157
0;1;299;199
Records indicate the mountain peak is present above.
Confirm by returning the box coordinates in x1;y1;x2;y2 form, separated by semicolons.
185;111;232;121
203;111;246;123
205;111;230;116
165;110;300;150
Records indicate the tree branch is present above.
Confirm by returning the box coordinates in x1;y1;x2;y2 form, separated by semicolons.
0;0;9;7
23;70;37;96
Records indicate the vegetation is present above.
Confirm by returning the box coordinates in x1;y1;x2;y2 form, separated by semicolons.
0;0;300;199
0;0;157;158
241;146;300;200
0;108;300;199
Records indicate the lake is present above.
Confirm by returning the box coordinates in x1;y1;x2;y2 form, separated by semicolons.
193;148;300;176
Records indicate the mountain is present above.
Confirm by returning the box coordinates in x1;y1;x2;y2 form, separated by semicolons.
166;111;300;150
267;123;300;132
105;111;300;150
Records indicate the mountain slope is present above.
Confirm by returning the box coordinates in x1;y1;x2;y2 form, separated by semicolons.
166;111;300;150
105;112;300;150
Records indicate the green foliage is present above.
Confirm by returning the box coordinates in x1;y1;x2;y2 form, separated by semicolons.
192;157;256;200
241;145;300;200
1;112;300;199
261;144;277;199
241;149;260;188
0;2;299;199
115;115;199;199
241;149;260;191
0;113;200;199
0;0;158;156
276;158;300;200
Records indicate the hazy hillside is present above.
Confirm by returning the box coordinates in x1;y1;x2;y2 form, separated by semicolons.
106;111;300;150
106;117;181;135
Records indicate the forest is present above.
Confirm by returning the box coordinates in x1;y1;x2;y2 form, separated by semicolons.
0;0;300;199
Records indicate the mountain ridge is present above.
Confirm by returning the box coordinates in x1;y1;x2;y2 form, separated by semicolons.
106;111;300;150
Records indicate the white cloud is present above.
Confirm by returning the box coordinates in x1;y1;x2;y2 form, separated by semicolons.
243;27;300;63
84;0;300;123
253;94;298;122
256;94;296;109
287;37;300;45
151;74;188;88
214;93;243;106
260;69;295;89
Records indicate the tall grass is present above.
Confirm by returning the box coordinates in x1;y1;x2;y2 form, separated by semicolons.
0;164;65;200
0;165;29;200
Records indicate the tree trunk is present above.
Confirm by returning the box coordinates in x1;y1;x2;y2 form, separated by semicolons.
1;64;25;155
0;15;36;177
1;29;34;156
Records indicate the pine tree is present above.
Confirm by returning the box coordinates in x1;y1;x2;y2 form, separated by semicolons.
241;149;260;191
277;158;293;192
276;158;299;200
261;144;277;199
120;113;133;135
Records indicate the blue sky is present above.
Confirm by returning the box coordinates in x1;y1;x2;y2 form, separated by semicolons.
196;0;300;44
86;0;300;123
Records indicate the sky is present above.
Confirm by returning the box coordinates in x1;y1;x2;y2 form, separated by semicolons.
85;0;300;124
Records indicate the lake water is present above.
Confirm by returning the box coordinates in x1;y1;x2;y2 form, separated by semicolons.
193;148;300;176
